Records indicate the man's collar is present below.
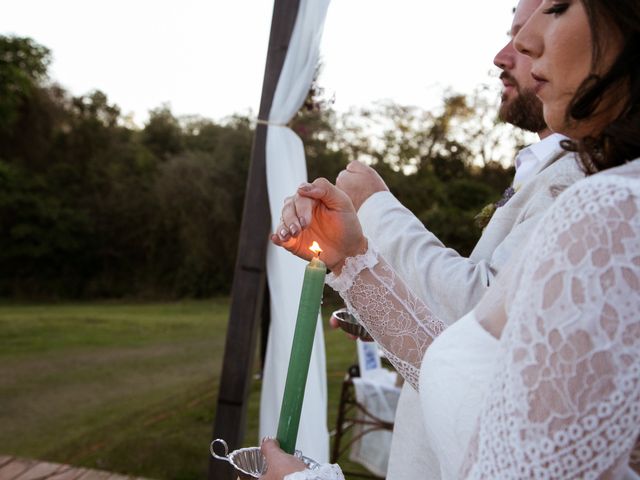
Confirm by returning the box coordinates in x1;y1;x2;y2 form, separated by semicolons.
513;133;569;189
527;133;568;162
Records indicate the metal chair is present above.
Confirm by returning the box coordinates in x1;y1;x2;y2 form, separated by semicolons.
330;365;395;479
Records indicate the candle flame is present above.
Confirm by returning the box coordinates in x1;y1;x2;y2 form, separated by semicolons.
309;241;322;256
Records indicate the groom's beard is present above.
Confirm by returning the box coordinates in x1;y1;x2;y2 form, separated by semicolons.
499;73;547;134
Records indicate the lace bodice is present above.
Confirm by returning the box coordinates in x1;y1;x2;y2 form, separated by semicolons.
318;160;640;479
460;163;640;479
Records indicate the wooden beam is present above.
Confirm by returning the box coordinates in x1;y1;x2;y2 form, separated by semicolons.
208;1;301;479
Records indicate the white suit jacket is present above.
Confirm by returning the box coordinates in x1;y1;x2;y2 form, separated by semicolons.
357;149;585;479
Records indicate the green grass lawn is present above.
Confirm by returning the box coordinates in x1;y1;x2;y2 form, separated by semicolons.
0;298;373;479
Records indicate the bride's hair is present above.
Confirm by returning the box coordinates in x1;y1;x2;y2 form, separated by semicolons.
562;0;640;173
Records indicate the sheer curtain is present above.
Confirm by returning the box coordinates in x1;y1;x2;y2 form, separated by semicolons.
259;0;331;462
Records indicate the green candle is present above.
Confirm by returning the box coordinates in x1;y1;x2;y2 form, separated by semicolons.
276;242;327;454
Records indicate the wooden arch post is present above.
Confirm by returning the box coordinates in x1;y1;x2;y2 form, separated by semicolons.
208;1;300;479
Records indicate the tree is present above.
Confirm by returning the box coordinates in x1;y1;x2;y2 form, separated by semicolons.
149;115;253;296
0;36;51;136
330;88;516;255
141;105;184;161
289;80;349;183
0;35;521;298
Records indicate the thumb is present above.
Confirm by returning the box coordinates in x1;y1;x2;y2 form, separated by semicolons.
345;160;369;173
298;177;353;211
259;437;307;480
260;437;281;460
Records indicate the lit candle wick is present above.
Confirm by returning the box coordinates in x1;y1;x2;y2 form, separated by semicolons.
309;241;322;257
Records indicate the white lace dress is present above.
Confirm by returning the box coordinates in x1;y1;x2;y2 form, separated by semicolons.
284;159;640;480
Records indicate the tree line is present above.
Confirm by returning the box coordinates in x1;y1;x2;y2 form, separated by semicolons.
0;35;525;299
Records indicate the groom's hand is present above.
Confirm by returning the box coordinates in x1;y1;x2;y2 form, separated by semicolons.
336;161;389;212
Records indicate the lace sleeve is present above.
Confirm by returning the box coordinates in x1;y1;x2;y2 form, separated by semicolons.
463;172;640;479
284;464;344;480
327;246;446;390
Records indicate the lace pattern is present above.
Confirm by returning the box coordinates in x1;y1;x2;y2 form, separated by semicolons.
327;244;446;390
326;247;379;292
462;167;640;478
284;464;344;480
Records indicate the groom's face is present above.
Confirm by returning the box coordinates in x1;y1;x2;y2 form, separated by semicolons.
493;0;546;133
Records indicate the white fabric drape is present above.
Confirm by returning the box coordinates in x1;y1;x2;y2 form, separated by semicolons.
259;0;331;463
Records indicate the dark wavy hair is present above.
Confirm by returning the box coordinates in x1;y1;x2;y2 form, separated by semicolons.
560;0;640;173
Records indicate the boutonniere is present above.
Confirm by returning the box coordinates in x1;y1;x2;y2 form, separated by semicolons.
474;186;517;230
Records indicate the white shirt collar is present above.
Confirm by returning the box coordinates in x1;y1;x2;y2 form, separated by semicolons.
514;133;567;189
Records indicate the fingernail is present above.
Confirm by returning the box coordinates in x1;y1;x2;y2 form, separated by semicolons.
299;217;306;228
298;184;312;192
279;229;289;240
290;225;298;236
261;436;274;445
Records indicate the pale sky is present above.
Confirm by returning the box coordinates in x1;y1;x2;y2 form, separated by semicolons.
2;1;514;126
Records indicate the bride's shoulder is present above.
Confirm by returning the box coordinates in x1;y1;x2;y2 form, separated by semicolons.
579;158;640;188
553;158;640;207
594;157;640;182
536;158;640;242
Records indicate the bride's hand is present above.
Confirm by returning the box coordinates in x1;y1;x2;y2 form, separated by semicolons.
271;178;367;273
